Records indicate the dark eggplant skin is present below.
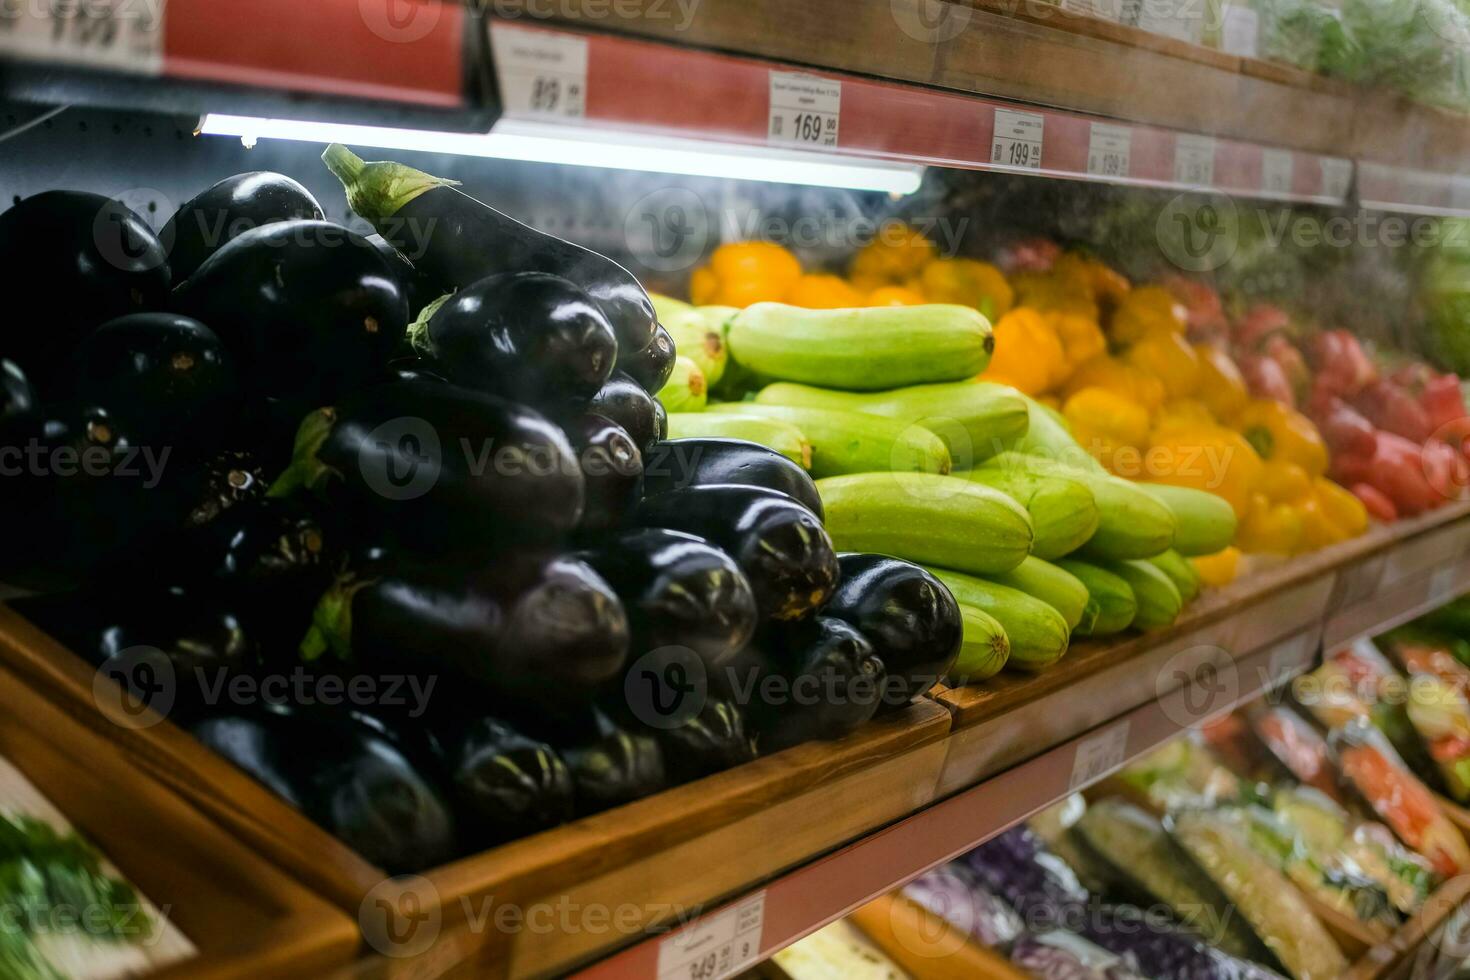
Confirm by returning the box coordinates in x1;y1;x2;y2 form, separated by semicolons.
0;191;169;388
619;324;676;393
323;144;658;354
633;485;838;621
435;713;574;846
69;313;235;453
416;272;617;404
292;379;585;551
652;397;668;442
823;554;961;711
382;355;448;386
183;449;269;529
191;705;457;874
365;233;433;316
545;707;666;816
578;528;757;671
640;438;823;520
648;697;755;785
0;359;36;439
588;372;660;454
161;171;324;284
172;220;408;410
568;413;642;532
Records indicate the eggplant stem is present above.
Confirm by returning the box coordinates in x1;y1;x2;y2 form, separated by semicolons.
267;407;339;498
321;143;460;224
406;292;453;356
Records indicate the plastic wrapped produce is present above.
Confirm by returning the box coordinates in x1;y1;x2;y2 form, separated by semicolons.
963;825;1090;929
1009;930;1149;980
1079;904;1287;980
901;864;1024;949
1302;639;1438;784
1118;738;1242;810
1250;707;1346;804
1381;630;1470;802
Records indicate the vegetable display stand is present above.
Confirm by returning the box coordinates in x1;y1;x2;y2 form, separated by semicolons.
0;603;951;978
1347;874;1470;979
0;660;360;978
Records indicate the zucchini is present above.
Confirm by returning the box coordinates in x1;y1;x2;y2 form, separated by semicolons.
663;307;728;385
816;473;1033;576
665;413;811;468
987;556;1091;632
1146;549;1201;602
658;356;707;412
1136;483;1238;556
1101;559;1182;630
755;380;1028;467
951;604;1011;683
964;466;1100;560
649;292;692;321
925;567;1069;672
1011;393;1105;472
705;403;950;477
1055;560;1137;636
727;302;993;391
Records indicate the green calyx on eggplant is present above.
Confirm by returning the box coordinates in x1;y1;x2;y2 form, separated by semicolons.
161;171;324;284
823;554;961;711
640;438;824;520
172;219;408;410
540;706;666;816
634;485;837;621
191;705;456;874
271;380;585;550
322;144;657;353
0;191;169;388
567;413;643;532
588;372;662;454
435;713;574;846
303;551;629;709
409;272;617;404
69;312;236;454
619;323;677;393
578;528;757;671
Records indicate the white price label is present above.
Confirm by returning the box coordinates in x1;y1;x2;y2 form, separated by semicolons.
1262;149;1294;194
1174;134;1216;186
1321;157;1353;200
0;0;164;74
1069;722;1130;791
657;892;764;980
768;72;841;147
1087;123;1132;178
992;108;1044;170
490;24;588;119
1221;4;1260;56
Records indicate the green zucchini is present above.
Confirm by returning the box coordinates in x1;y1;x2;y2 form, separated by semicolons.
1146;549;1201;603
649;292;692;321
1136;483;1238;556
658;356;707;412
663;308;728;385
1011;393;1105;472
705;402;950;477
1055;560;1137;636
815;473;1032;575
727;302;993;391
1102;558;1183;630
665;413;811;468
964;466;1100;560
925;567;1069;672
951;604;1011;683
987;556;1091;633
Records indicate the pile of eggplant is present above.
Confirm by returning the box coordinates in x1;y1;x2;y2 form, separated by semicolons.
1;147;962;875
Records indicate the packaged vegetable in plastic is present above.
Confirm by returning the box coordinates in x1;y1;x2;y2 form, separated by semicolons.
1250;706;1346;804
901;863;1025;949
1009;930;1150;980
1117;737;1242;810
1078;904;1289;980
1300;639;1438;782
962;825;1089;928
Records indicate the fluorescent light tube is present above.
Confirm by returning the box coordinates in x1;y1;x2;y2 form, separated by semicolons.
198;114;924;195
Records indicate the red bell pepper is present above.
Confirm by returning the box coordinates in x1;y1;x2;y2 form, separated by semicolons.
1234;303;1291;351
1307;385;1378;458
1264;334;1311;402
998;237;1059;274
1351;482;1398;522
1307;329;1377;398
1163;275;1229;345
1238;352;1297;407
1353;379;1434;444
1332;431;1445;516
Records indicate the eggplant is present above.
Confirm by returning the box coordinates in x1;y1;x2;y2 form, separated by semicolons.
279;379;585;551
413;273;617;404
566;413;642;532
634;485;837;621
1;359;36;440
183;449;270;528
382;355;447;386
547;707;667;815
436;713;574;845
69;313;235;453
619;323;677;393
172;219;408;410
648;697;755;784
738;617;885;753
161;171;323;284
579;528;757;671
640;438;824;519
823;554;962;711
365;233;433;315
0;191;169;387
324;144;657;353
192;705;457;873
309;551;629;709
588;372;661;453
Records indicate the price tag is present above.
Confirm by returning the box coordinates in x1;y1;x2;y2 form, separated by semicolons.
1174;134;1216;186
1087;123;1132;178
1221;4;1260;56
1262;149;1294;194
991;108;1044;170
0;0;164;74
1069;722;1130;791
1321;157;1354;200
768;72;841;148
490;24;588;119
657;892;765;980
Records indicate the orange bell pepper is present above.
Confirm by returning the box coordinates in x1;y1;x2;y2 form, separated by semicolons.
1146;424;1263;519
785;274;864;309
1110;285;1186;344
1010;270;1099;320
865;285;927;306
689;241;801;307
849;221;937;284
980;308;1066;394
1063;356;1166;415
1257;459;1313;504
1126;329;1200;399
1237;491;1304;554
1234;399;1330;477
1191;546;1241;587
1064;387;1150;469
1194;343;1250;422
1046;311;1106;370
918;259;1014;320
1054;253;1131;308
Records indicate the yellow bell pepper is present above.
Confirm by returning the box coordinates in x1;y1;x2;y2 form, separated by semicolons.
785;274;865;309
1046;312;1106;370
1295;491;1347;552
1064;387;1150;468
1191;547;1241;588
1233;399;1329;478
1011;270;1099;320
849;221;937;284
1314;477;1369;538
689;241;801;308
917;259;1014;320
1257;460;1313;504
1054;253;1131;308
1146;424;1264;519
1153;399;1216;434
865;285;927;306
1126;329;1201;400
1063;356;1166;415
1110;285;1186;344
1194;343;1250;422
980;308;1066;394
1237;491;1303;554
